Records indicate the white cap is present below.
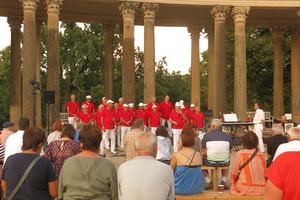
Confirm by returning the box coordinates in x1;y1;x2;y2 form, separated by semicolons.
102;97;107;100
99;104;104;107
86;95;91;99
107;100;114;104
129;103;134;107
181;105;185;109
123;104;129;107
82;104;88;108
179;100;184;104
152;105;157;108
175;102;180;107
139;103;144;107
144;104;148;107
190;104;195;107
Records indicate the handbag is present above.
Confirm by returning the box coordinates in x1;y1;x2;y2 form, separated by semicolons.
7;155;42;200
234;149;259;182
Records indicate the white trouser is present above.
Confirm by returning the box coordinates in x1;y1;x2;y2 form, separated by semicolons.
254;124;265;152
172;129;182;152
68;117;77;129
115;125;121;147
162;118;172;137
100;129;115;153
151;127;158;135
121;126;131;149
143;125;148;132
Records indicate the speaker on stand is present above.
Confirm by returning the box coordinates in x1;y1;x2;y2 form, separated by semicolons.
43;91;55;136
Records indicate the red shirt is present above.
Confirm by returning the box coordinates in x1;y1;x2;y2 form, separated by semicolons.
77;111;93;124
114;109;121;124
93;110;103;129
100;103;107;109
187;109;195;120
148;111;161;127
137;109;148;125
118;103;124;112
192;112;205;128
147;103;160;111
120;110;131;127
169;110;185;129
160;101;173;120
129;109;137;126
81;101;95;114
66;101;80;117
102;108;115;129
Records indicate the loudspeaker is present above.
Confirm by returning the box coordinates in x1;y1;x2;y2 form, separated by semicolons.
203;110;213;117
43;91;55;104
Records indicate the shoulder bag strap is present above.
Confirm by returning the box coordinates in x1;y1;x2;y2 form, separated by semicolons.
8;155;42;200
234;149;259;182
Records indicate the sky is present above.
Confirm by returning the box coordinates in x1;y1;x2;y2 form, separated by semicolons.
0;17;208;75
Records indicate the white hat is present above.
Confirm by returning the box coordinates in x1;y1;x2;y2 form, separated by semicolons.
175;102;180;107
102;97;107;100
107;100;114;104
82;104;88;108
99;104;104;107
129;103;134;107
139;103;144;107
144;104;148;107
123;104;129;107
190;104;195;107
152;105;157;108
179;100;184;104
181;105;185;109
86;95;91;99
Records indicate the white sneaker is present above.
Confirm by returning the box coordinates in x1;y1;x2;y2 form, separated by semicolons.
111;151;117;154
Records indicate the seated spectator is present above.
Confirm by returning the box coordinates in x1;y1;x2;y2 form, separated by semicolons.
75;122;85;142
181;121;201;152
44;124;81;178
2;127;57;199
264;151;300;199
47;121;64;145
266;124;288;167
118;133;174;200
59;125;117;200
0;121;15;148
273;127;300;161
230;131;266;196
156;126;172;165
170;130;205;195
201;118;232;190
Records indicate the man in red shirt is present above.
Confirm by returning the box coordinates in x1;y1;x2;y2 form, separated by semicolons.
191;106;205;134
100;97;107;108
100;100;116;154
66;94;80;129
114;103;121;148
93;104;104;129
169;102;188;152
143;104;149;132
147;97;160;111
137;103;148;131
187;104;195;120
81;95;95;114
118;97;124;112
148;105;161;135
120;104;132;149
76;105;93;124
160;95;173;136
128;103;137;127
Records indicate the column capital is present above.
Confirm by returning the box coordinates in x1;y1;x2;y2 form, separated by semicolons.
103;23;115;37
19;0;39;10
141;3;159;19
188;26;202;37
119;1;139;19
211;5;230;21
232;6;250;23
45;0;63;14
270;26;286;38
7;16;23;30
290;26;300;36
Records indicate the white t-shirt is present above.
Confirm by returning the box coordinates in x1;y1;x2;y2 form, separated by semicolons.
253;109;265;124
47;131;62;145
273;140;300;161
4;130;24;163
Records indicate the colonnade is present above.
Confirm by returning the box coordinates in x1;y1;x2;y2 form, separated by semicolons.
5;1;300;126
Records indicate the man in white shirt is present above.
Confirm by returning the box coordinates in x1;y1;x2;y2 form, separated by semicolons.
273;127;300;161
253;102;266;152
118;132;174;200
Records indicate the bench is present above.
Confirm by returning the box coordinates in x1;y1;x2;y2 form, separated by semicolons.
176;191;263;200
201;166;229;191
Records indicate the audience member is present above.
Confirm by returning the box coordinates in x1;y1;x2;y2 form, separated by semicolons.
0;121;15;148
2;127;57;199
181;121;201;152
75;122;85;142
118;133;174;200
156;126;172;165
44;124;81;178
170;130;205;195
47;121;64;145
230;131;266;196
273;127;300;161
59;125;117;200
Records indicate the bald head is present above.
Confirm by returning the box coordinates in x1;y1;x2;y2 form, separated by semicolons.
135;133;157;157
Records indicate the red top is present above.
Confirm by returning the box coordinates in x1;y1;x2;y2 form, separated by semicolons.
100;103;107;108
120;110;131;127
147;102;160;111
102;108;115;129
186;109;195;120
160;101;173;120
66;101;80;117
148;111;161;127
118;103;124;112
113;109;121;124
93;110;103;129
129;109;137;126
77;111;93;124
169;110;185;129
192;112;205;128
137;109;148;125
81;101;95;114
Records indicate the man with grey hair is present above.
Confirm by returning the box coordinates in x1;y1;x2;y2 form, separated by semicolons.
266;124;288;167
118;132;174;200
124;119;145;161
201;118;232;190
273;127;300;161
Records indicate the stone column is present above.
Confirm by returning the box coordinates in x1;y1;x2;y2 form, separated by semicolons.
188;26;202;106
20;0;38;125
232;6;250;121
35;19;43;127
290;26;300;123
119;2;138;103
271;26;285;119
103;23;115;100
8;16;22;125
211;5;230;117
205;26;215;111
142;3;159;103
46;0;63;126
